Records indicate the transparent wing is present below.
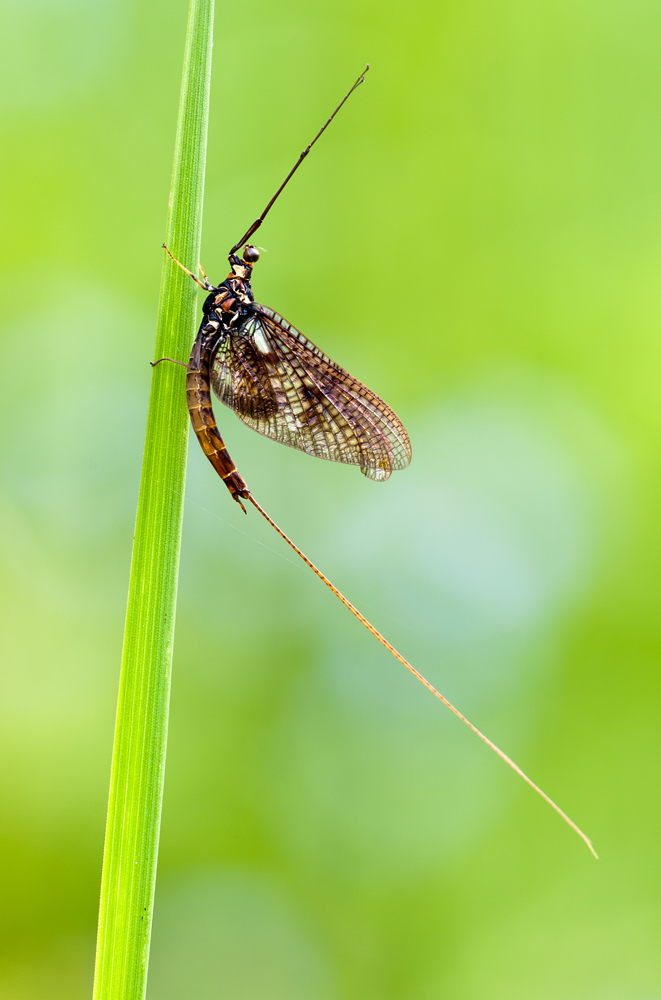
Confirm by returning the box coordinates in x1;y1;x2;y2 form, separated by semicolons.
210;304;411;480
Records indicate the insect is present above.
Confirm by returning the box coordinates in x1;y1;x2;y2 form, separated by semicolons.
160;66;410;512
154;68;596;857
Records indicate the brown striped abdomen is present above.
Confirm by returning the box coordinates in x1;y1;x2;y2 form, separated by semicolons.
186;354;251;503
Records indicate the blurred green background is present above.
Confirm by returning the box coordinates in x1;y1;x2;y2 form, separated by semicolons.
1;0;660;997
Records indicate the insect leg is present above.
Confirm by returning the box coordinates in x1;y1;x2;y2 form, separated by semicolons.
162;243;212;290
151;357;188;368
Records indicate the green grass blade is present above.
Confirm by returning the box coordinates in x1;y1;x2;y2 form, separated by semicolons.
92;1;214;996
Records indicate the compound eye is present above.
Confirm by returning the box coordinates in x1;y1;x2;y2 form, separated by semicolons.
242;245;260;263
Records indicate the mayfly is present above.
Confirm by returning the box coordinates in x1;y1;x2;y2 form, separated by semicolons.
155;67;596;857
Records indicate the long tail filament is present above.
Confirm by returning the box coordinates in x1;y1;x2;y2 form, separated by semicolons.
247;494;597;859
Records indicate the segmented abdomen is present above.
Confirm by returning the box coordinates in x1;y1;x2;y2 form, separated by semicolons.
186;347;250;502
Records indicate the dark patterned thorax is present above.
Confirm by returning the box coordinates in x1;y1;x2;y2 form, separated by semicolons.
201;255;256;333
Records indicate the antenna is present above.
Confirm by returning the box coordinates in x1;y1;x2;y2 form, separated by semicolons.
229;65;370;255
